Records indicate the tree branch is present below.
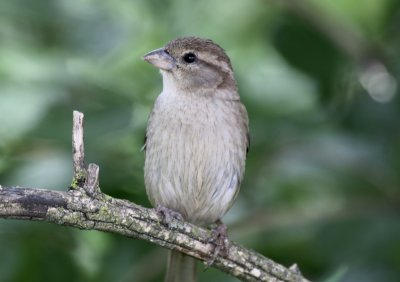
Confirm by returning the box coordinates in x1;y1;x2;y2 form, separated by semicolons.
72;111;87;184
0;111;309;282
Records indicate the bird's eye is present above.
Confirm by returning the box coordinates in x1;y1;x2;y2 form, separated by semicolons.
183;53;196;63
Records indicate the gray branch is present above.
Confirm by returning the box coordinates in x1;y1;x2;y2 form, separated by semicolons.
0;111;309;282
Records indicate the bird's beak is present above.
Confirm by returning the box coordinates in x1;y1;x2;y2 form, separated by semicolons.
143;48;176;71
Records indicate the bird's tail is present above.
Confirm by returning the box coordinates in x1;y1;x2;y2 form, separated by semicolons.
165;250;197;282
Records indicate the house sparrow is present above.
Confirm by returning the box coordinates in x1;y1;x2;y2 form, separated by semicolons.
143;37;249;282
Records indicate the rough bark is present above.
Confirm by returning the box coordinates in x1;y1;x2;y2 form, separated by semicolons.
0;111;310;282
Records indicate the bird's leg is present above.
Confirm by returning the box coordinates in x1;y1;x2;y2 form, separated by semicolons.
156;205;184;227
206;219;229;266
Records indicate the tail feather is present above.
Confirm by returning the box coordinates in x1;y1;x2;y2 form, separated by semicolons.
165;250;197;282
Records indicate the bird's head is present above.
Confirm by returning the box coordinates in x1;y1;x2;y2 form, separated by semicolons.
143;37;237;93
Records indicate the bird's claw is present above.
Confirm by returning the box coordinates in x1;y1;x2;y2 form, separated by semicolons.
155;205;184;227
206;220;229;266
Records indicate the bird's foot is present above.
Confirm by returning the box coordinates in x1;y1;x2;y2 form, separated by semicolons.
206;219;229;266
155;205;184;227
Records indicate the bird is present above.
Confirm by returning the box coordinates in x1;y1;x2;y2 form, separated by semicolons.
143;36;249;282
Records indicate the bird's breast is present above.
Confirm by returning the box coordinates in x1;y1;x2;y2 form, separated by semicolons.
144;91;246;224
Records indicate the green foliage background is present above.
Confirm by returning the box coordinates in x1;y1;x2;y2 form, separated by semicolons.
1;0;400;281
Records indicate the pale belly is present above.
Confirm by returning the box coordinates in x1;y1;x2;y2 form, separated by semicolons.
144;98;245;224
